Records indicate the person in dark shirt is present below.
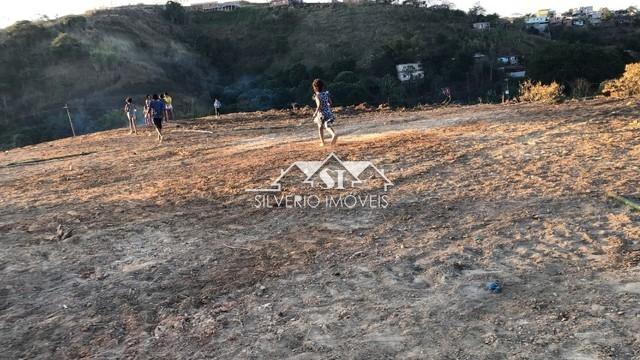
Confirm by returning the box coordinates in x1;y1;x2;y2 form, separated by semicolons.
149;94;166;142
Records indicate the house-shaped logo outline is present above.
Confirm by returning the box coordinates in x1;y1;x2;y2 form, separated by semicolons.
245;153;393;192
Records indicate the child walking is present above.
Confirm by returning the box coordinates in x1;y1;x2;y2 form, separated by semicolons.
144;94;152;127
164;92;174;121
124;98;138;135
312;79;337;146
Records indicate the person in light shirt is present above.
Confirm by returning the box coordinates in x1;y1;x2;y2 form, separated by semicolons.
123;97;138;135
163;92;173;121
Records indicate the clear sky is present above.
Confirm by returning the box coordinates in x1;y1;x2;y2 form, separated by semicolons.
1;0;638;28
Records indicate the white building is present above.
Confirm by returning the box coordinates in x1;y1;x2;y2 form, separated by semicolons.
472;22;491;30
396;63;425;82
497;56;519;65
571;6;602;25
391;0;430;6
525;10;554;32
507;71;526;78
190;1;242;12
270;0;303;7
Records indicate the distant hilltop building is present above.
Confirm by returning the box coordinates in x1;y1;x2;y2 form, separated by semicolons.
496;55;525;78
569;6;602;25
270;0;303;7
391;0;430;6
190;1;242;12
472;21;490;30
396;63;424;82
525;9;555;32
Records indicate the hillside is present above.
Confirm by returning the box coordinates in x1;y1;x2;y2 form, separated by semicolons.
0;3;637;149
1;100;640;358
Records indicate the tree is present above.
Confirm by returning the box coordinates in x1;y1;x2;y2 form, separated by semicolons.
467;2;486;19
287;63;309;87
528;43;625;86
164;1;186;25
369;46;397;77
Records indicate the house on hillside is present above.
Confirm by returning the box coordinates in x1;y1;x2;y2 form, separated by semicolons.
390;0;430;6
615;8;638;17
525;16;549;32
570;6;602;25
525;9;555;32
497;56;519;65
613;10;635;25
496;55;525;78
270;0;303;7
507;70;526;78
190;1;242;12
396;63;424;82
472;22;491;30
473;53;487;63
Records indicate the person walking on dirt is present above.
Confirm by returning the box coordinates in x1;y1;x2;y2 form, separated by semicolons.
164;92;174;121
124;97;138;135
213;98;222;118
144;94;152;127
149;94;166;142
441;87;452;105
312;79;337;146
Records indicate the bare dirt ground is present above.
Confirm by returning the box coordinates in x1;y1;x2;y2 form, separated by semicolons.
1;98;640;359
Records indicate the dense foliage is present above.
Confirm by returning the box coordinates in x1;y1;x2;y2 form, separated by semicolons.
602;62;640;97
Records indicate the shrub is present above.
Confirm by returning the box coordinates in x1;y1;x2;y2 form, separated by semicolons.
60;16;87;29
328;82;368;106
570;78;592;98
601;63;640;98
329;59;357;78
90;48;120;72
5;21;51;45
51;33;84;57
518;80;564;103
334;71;359;83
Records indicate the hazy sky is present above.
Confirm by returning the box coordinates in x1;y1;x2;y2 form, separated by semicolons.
1;0;639;28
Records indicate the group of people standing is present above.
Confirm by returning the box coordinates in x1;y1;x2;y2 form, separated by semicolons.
123;92;173;142
122;79;336;147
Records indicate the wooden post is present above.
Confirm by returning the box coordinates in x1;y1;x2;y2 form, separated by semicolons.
64;104;76;137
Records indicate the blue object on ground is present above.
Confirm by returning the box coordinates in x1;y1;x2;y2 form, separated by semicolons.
486;281;502;294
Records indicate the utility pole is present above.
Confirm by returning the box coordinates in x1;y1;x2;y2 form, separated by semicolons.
192;98;196;121
64;104;76;137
